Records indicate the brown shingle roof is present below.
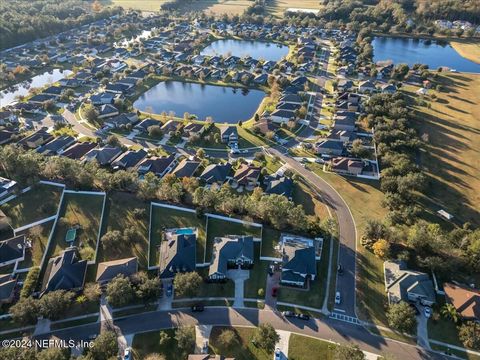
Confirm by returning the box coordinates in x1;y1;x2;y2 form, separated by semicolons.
444;282;480;320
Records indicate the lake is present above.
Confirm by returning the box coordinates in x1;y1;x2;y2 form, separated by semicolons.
201;39;289;61
372;37;480;73
0;68;73;107
133;81;266;123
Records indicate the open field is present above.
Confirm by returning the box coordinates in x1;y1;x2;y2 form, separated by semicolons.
450;41;480;64
16;220;55;270
132;328;194;360
103;0;168;12
0;183;63;228
48;192;104;261
205;216;262;262
150;204;207;266
402;73;480;226
266;0;321;17
209;326;271;360
97;191;150;268
307;163;389;324
288;334;335;360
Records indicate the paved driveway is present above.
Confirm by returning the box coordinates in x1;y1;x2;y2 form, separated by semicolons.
265;270;280;309
227;269;249;308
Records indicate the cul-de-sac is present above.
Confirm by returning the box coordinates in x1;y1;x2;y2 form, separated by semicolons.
0;1;479;359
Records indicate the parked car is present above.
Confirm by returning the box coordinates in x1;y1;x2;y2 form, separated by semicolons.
191;303;204;312
337;264;344;275
271;287;278;297
275;348;281;360
268;264;275;276
166;283;173;297
282;311;296;318
424;306;432;318
124;347;132;360
335;291;341;304
297;313;310;321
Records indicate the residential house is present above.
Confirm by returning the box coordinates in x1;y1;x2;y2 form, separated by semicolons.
137;155;177;177
333;113;356;132
159;229;196;279
62;142;97;160
0;274;17;304
330;157;364;176
383;260;436;306
0;235;28;268
97;104;120;119
199;163;232;185
112;149;147;170
444;283;480;321
219;126;238;144
270;109;295;124
43;86;64;97
315;139;344;156
37;136;76;156
280;237;317;287
381;83;397;94
337;79;354;92
90;93;115;105
40;247;88;295
28;94;57;105
104;113;138;129
358;80;376;93
96;257;138;285
18;128;53;149
84;147;123;166
161;120;182;136
135;118;161;134
253;119;278;136
183;123;205;138
265;176;293;199
171;159;201;178
0;130;15;145
208;236;254;281
233;164;261;188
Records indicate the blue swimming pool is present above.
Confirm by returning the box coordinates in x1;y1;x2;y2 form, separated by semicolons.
175;228;195;235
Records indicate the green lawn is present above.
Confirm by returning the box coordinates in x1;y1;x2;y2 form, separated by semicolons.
260;226;282;258
244;243;268;299
205;217;262;262
0;183;63;228
288;334;335;360
97;192;150;268
48;192;104;261
16;220;55;270
150;205;207;266
209;326;272;360
132;328;194;360
50;315;98;330
277;237;330;309
292;180;330;220
428;317;463;347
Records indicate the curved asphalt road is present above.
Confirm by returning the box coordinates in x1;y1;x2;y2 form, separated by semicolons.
37;308;445;359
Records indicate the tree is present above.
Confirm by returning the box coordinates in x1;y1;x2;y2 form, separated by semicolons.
134;272;161;303
173;272;202;298
196;148;205;158
350;139;368;158
10;296;39;325
159;330;171;346
334;343;366;360
106;134;121;147
101;230;124;251
38;290;75;320
83;104;99;122
37;347;70;360
386;301;417;334
83;283;102;302
87;331;119;360
217;328;238;348
20;267;40;298
372;239;390;259
459;321;480;350
148;125;163;138
252;323;279;353
440;303;460;323
106;275;135;307
145;354;166;360
175;326;195;355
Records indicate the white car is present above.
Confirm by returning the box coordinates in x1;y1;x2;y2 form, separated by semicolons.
274;347;281;360
424;306;432;318
335;291;341;304
124;347;132;360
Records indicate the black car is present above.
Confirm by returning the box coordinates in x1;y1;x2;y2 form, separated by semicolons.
337;264;344;275
191;304;205;312
282;311;296;318
296;313;310;320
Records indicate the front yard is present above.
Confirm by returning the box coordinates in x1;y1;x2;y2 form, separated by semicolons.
288;334;335;360
209;326;271;360
132;328;193;360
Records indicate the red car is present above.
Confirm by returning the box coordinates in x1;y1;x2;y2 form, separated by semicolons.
271;287;278;297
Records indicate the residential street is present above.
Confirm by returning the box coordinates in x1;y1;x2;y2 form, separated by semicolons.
35;307;446;360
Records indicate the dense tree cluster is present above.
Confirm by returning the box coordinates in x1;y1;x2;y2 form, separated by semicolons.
106;273;161;307
0;0;122;50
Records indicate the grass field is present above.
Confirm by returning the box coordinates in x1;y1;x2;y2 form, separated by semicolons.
260;226;282;258
103;0;168;12
149;205;207;266
48;192;104;261
288;334;335;360
132;328;194;360
402;73;480;226
307;163;389;324
205;216;262;262
0;183;63;228
97;192;150;268
209;326;272;360
266;0;321;17
105;0;250;14
451;40;480;64
16;220;55;269
244;243;268;298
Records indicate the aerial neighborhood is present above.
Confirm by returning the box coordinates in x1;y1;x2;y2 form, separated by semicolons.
0;0;479;360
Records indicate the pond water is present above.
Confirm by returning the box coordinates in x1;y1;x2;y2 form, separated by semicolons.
133;81;265;123
372;37;480;73
0;68;73;107
201;39;289;61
